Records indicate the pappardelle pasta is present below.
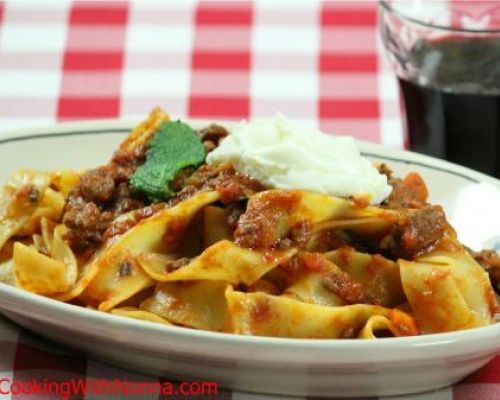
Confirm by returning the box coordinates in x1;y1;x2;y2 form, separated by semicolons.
0;108;498;339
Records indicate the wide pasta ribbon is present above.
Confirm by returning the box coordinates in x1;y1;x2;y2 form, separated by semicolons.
235;189;398;250
141;281;230;331
56;191;220;310
225;286;418;339
399;238;496;333
138;240;296;285
13;222;78;295
325;247;405;307
0;170;62;250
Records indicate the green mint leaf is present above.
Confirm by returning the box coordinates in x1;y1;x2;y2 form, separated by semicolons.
130;121;205;201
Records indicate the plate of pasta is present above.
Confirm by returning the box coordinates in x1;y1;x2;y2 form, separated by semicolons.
0;108;499;398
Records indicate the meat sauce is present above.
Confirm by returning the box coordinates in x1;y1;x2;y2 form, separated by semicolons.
62;149;147;251
234;191;302;249
233;171;447;260
63;118;468;273
172;163;265;207
378;169;448;259
380;205;448;259
322;272;366;305
61;124;262;252
162;217;188;251
281;252;367;306
385;172;429;209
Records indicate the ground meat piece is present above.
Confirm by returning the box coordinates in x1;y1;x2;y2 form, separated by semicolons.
170;167;196;192
234;191;301;249
135;203;168;220
322;271;366;305
63;184;144;251
80;166;115;204
381;205;447;259
217;179;247;204
62;148;147;251
112;182;145;214
198;124;229;154
169;163;265;207
101;217;137;244
105;142;149;185
111;142;148;179
184;163;223;187
166;185;198;208
197;124;229;145
112;163;137;183
192;164;265;198
385;172;429;209
471;249;500;291
113;197;143;215
63;201;106;249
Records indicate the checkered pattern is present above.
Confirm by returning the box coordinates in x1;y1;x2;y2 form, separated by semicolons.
0;1;497;399
0;0;402;147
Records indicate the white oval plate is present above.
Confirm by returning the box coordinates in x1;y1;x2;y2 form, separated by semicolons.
0;120;499;398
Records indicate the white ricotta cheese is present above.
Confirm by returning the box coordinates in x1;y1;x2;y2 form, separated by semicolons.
206;113;392;204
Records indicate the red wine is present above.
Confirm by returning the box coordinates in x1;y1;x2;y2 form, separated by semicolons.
399;36;500;177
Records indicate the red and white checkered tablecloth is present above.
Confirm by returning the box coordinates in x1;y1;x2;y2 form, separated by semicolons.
0;1;498;399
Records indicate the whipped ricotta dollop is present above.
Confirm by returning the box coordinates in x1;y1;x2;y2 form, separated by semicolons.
206;113;392;204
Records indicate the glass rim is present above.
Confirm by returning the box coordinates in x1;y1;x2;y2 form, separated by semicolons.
379;0;500;34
